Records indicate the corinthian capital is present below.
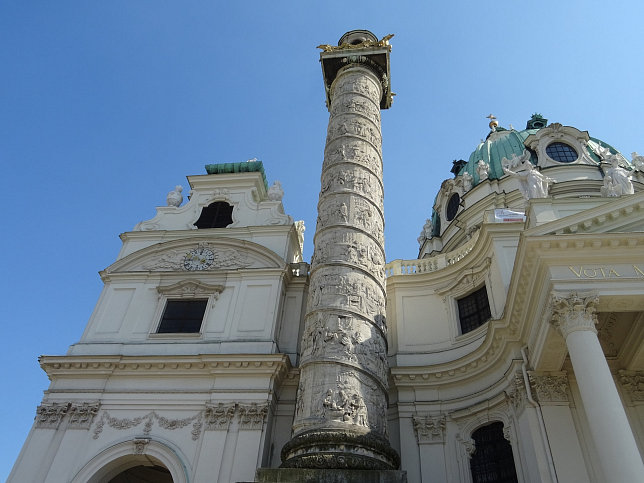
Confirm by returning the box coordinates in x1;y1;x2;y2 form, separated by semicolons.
550;291;599;338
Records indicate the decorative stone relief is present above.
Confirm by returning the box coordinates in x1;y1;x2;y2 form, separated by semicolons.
456;433;476;459
68;401;100;429
311;231;385;281
267;180;284;201
92;410;203;441
529;372;570;403
141;243;251;271
632;152;644;172
602;155;634;196
618;371;644;402
238;402;269;430
133;438;150;454
204;402;236;430
505;372;527;413
166;185;183;207
462;171;473;192
476;160;489;181
157;280;224;298
307;270;385;320
321;165;382;201
502;150;554;200
316;197;384;241
324;141;382;177
330;96;381;124
35;402;70;429
326;118;381;147
550;291;599;338
412;414;446;444
300;313;388;381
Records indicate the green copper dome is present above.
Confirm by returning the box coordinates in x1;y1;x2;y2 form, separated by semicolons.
455;114;622;187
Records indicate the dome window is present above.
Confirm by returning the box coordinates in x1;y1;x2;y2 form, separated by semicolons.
546;142;578;163
446;193;460;221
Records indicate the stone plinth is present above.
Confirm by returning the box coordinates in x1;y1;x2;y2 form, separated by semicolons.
255;468;407;483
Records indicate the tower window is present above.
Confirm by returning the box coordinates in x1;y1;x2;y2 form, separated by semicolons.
546;142;577;163
446;193;460;221
457;286;491;334
470;422;518;483
195;201;234;229
157;299;207;333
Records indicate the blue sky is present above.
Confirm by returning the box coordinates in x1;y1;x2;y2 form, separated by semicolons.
1;1;643;479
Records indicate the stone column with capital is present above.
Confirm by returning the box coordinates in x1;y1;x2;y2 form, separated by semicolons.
550;291;644;481
280;30;399;472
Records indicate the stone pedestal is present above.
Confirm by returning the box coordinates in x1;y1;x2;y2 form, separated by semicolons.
255;468;407;483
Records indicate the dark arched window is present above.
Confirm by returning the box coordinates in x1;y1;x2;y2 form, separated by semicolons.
195;201;233;229
470;422;518;483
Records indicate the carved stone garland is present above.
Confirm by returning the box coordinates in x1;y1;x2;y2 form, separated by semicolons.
281;59;398;470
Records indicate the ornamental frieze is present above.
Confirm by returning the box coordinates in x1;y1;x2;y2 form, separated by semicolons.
35;402;70;429
320;165;383;201
326;117;382;147
324;140;382;175
316;197;384;241
141;244;252;271
330;96;381;124
300;312;388;382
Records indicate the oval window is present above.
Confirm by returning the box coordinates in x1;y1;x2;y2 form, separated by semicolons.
446;193;460;221
546;142;578;163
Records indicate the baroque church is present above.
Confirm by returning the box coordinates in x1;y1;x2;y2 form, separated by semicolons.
9;30;644;483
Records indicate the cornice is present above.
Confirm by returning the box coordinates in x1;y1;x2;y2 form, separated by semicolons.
40;354;291;381
525;191;644;237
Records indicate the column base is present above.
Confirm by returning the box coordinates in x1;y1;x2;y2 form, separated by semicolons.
255;468;407;483
280;429;400;470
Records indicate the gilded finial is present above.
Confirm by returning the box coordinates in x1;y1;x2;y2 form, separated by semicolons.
486;114;499;130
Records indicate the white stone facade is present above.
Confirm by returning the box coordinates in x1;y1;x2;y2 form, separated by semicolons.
9;40;644;483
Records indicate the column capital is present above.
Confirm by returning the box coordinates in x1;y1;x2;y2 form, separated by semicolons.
412;414;446;444
550;291;599;338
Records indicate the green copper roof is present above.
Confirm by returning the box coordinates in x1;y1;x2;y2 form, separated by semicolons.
459;129;539;184
204;160;268;190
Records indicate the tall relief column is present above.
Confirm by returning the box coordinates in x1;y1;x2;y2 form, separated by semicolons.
281;30;399;470
550;291;644;482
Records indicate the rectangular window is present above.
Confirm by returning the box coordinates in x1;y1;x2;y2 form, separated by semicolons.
457;286;491;334
157;299;208;333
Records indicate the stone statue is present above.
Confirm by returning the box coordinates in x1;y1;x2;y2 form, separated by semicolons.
503;162;554;200
267;180;284;201
631;152;644;172
601;175;622;197
604;156;634;195
166;185;183;207
476;160;490;181
462;171;473;191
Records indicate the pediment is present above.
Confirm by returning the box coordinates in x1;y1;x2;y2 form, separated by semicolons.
527;192;644;236
103;238;285;274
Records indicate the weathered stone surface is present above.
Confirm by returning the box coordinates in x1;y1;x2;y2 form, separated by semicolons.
255;468;407;483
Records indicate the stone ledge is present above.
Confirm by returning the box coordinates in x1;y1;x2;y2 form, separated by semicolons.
255;468;407;483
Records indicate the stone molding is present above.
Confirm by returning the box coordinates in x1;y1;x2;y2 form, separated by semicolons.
619;370;644;402
133;438;150;454
550;291;599;338
156;279;224;298
412;414;446;444
528;372;570;403
40;354;291;380
35;401;99;430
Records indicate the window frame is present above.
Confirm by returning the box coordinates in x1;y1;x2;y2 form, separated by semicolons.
456;285;492;335
150;280;224;338
156;298;209;334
